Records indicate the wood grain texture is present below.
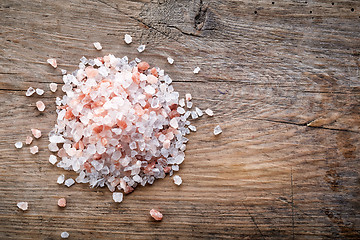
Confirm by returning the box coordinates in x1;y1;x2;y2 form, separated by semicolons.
0;0;359;239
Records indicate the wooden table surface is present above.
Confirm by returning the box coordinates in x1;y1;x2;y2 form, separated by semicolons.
1;0;359;239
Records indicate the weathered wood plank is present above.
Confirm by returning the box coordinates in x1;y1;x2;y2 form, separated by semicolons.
0;0;359;239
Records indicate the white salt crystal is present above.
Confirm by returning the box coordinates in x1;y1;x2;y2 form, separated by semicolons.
49;83;58;92
135;57;141;63
61;69;67;75
112;192;123;203
93;42;102;50
124;34;132;44
30;146;39;154
173;175;182;185
57;174;65;184
17;202;28;211
137;45;146;53
144;85;155;95
49;155;57;165
179;98;185;107
36;88;44;95
177;107;185;114
36;101;45;111
188;125;196;132
172;165;179;171
205;108;214;116
185;93;192;101
195;107;203;117
64;178;75;187
170;118;178;129
214;125;222;135
15;142;23;149
61;232;69;239
47;58;57;68
48;143;59;152
193;67;201;74
191;111;198;119
167;57;174;64
26;87;35;97
133;174;142;183
187;101;193;109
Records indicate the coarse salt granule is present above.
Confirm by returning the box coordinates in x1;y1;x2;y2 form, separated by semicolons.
185;93;192;101
49;155;57;165
93;42;102;50
26;87;35;97
57;174;65;184
49;83;58;92
124;34;132;44
15;141;23;149
188;125;196;132
36;88;44;95
36;101;45;111
195;107;203;117
47;58;57;68
167;57;174;64
25;136;33;145
205;108;214;116
61;69;67;75
214;125;222;135
173;175;182;185
31;129;42;139
61;232;69;239
17;202;28;211
112;192;123;203
30;146;39;154
137;45;146;53
58;198;66;207
64;178;75;187
193;67;200;74
150;209;163;221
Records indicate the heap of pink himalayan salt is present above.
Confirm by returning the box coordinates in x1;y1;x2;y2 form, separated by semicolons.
49;54;205;196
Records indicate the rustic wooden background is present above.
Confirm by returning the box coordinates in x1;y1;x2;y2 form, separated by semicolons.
1;0;359;239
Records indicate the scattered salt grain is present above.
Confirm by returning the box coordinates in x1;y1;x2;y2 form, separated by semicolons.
15;141;23;149
188;125;196;132
205;108;214;116
49;83;58;92
36;101;45;112
61;69;67;75
36;88;44;95
137;45;146;53
17;202;28;211
124;34;132;44
173;175;182;185
150;209;163;221
61;232;69;239
193;67;201;74
57;174;65;184
26;87;35;97
58;198;66;207
187;101;193;109
25;136;33;145
93;42;102;50
30;146;39;154
169;118;178;129
49;155;57;165
64;178;75;187
195;107;203;117
112;192;123;203
48;142;59;152
179;98;185;107
31;129;42;139
47;58;57;68
185;93;192;101
214;125;222;135
167;57;174;64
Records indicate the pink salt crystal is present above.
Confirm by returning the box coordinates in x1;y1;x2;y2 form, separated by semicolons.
31;129;42;139
36;101;45;112
147;75;158;84
30;146;39;154
150;209;163;221
47;58;57;68
49;83;58;92
163;139;170;149
57;198;66;207
25;136;33;145
17;202;28;211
